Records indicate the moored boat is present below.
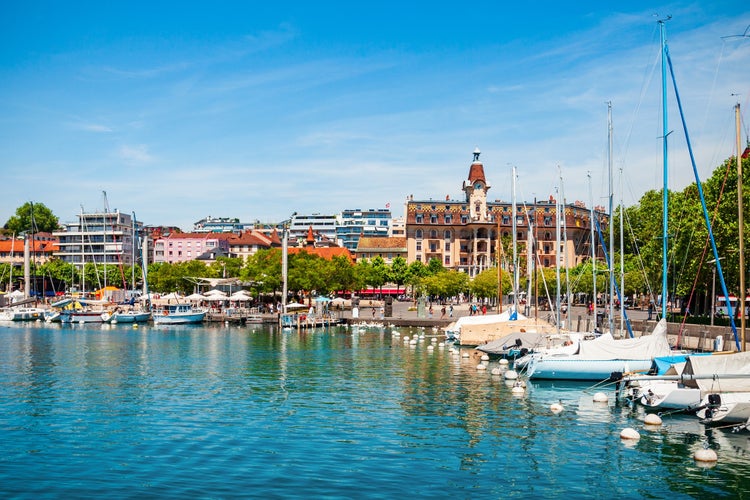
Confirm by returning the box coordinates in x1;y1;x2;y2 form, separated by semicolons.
525;318;672;381
152;303;205;325
102;309;152;324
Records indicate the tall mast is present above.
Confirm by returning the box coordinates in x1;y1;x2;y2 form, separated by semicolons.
512;166;518;313
555;185;561;331
619;166;626;333
607;101;615;335
559;167;571;318
659;19;670;319
737;102;746;350
589;172;597;328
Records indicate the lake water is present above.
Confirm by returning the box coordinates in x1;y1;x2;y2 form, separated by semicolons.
1;321;748;499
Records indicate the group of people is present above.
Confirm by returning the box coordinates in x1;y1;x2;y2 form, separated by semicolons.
468;303;487;316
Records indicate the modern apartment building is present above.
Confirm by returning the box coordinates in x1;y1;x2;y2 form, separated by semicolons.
53;210;142;270
336;208;392;251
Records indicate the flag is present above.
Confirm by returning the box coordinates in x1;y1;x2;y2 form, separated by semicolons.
385;203;390;209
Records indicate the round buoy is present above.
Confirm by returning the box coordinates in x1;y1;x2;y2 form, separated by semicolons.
593;392;609;403
410;339;417;345
499;359;509;365
550;402;564;414
620;428;640;441
427;344;435;351
476;363;487;370
512;385;525;395
438;342;445;347
481;354;490;362
431;337;437;343
461;352;470;358
504;369;518;380
491;367;502;376
644;414;662;426
133;324;138;329
694;448;718;463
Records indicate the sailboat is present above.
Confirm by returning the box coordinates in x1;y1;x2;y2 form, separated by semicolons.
101;213;151;324
525;30;680;381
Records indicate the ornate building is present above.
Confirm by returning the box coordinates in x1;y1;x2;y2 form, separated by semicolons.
405;149;608;277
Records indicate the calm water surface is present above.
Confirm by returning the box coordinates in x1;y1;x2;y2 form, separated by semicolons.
1;322;748;499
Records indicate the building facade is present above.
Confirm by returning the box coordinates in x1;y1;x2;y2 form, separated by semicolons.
153;233;231;264
405;149;607;277
53;210;142;270
354;237;407;264
336;208;392;251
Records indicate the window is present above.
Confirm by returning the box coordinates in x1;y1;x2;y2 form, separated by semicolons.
416;214;423;223
430;243;438;252
416;254;422;262
444;214;452;224
544;216;552;226
444;256;450;265
461;216;468;224
430;230;438;238
430;215;437;224
444;230;451;239
502;216;510;225
416;241;422;251
444;241;450;251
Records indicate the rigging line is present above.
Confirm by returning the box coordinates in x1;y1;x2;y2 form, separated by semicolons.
666;46;741;350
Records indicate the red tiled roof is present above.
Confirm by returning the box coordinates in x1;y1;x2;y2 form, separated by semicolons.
357;237;407;250
468;161;486;184
0;240;58;253
288;247;353;262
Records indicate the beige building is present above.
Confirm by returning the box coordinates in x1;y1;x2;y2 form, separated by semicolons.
405;149;607;277
354;237;407;264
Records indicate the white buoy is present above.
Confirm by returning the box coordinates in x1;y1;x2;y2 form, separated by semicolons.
620;428;640;441
499;359;509;365
550;402;564;414
491;367;502;376
593;392;609;403
694;448;718;463
410;339;418;345
480;354;489;361
511;385;525;395
403;335;409;340
431;337;437;343
427;344;435;351
504;369;518;380
438;342;445;347
644;413;662;426
476;363;487;370
461;352;470;358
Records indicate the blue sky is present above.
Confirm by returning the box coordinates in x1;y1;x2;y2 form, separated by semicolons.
1;2;748;231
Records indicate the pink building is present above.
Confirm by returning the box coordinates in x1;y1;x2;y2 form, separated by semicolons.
153;233;231;264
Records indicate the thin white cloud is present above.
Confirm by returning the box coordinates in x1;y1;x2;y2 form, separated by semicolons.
118;144;154;164
71;122;113;133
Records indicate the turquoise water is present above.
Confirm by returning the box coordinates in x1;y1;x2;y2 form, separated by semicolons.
1;322;748;499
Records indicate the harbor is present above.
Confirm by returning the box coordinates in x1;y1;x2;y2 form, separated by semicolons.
1;319;748;498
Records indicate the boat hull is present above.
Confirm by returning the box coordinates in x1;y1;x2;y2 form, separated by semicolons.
60;311;105;324
152;312;206;325
103;312;152;324
527;357;653;381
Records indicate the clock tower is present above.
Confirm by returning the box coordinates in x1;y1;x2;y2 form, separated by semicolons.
462;147;491;222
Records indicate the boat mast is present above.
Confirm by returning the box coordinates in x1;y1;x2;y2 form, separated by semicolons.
589;172;597;328
737;102;746;350
607;102;615;335
619;165;626;334
555;185;561;331
559;167;572;322
512;166;518;314
659;18;670;319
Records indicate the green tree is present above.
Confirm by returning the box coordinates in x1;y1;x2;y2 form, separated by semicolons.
4;202;59;234
389;256;409;294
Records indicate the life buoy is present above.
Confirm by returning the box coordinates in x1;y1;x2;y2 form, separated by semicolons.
163;310;169;316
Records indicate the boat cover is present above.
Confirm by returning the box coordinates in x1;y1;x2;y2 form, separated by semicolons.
681;351;750;392
576;318;671;360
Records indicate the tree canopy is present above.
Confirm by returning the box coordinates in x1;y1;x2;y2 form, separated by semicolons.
4;202;59;234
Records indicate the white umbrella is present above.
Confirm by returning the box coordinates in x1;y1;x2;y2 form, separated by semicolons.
285;302;307;310
229;291;253;301
161;292;182;300
185;293;205;301
204;289;227;297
